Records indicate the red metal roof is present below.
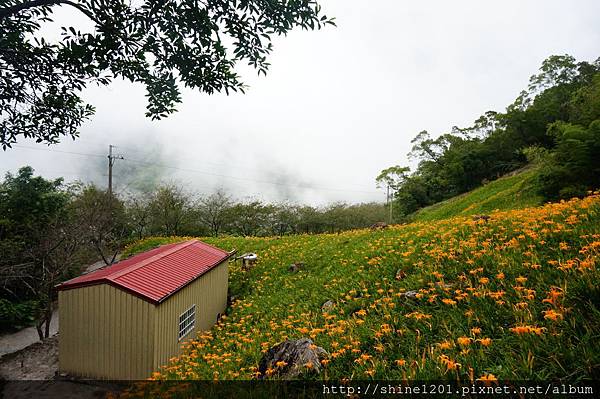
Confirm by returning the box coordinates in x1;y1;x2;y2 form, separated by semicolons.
57;240;232;304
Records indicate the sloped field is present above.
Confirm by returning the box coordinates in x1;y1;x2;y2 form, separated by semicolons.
411;168;542;222
125;194;600;383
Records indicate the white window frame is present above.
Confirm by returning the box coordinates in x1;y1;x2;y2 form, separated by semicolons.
178;304;196;341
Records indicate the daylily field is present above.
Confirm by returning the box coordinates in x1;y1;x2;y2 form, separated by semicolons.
124;194;600;384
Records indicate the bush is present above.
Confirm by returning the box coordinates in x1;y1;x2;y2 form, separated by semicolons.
536;120;600;200
0;298;38;331
521;145;550;165
558;185;589;199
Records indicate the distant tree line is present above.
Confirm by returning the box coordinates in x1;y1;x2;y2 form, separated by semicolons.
123;184;387;238
379;54;600;219
0;166;386;334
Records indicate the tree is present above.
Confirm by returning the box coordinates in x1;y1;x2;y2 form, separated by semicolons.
126;191;152;240
569;73;600;126
0;166;83;339
527;54;579;95
71;184;129;265
296;205;324;234
228;200;269;237
464;111;500;138
267;202;299;236
24;209;83;339
196;189;232;237
375;165;410;192
378;55;600;216
148;184;191;236
322;202;350;233
408;131;449;164
0;0;334;149
538;120;600;199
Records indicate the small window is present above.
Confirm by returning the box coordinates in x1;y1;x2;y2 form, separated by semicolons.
178;304;196;341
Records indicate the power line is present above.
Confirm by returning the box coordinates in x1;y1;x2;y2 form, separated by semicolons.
111;144;378;191
10;144;107;158
113;149;158;195
121;156;381;195
9;144;383;196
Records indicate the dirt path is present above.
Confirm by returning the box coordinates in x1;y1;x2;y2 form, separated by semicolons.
0;310;59;358
0;335;124;398
0;256;119;359
0;335;58;380
0;256;126;399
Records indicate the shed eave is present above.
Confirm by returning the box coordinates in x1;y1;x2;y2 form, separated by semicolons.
56;279;162;305
56;249;236;305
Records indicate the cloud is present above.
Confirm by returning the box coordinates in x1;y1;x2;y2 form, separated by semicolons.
2;0;600;205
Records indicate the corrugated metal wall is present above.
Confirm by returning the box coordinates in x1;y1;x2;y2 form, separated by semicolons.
58;284;155;379
58;260;228;380
153;260;228;370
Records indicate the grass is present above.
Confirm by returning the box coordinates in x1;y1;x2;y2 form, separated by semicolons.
123;192;600;387
410;167;543;222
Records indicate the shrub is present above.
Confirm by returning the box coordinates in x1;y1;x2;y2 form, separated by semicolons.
0;299;38;331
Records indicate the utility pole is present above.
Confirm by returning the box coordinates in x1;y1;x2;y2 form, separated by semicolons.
388;185;393;224
107;145;123;196
386;184;390;220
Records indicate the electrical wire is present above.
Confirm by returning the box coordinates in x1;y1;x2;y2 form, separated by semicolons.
9;144;383;196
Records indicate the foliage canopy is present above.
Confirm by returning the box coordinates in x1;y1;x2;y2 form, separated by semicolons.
0;0;334;148
379;54;600;219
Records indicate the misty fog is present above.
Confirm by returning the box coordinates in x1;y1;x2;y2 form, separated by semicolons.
2;0;600;205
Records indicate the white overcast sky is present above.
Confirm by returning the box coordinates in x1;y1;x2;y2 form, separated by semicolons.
2;0;600;205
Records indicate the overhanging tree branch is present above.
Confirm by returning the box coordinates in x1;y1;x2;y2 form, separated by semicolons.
1;0;333;148
0;0;97;22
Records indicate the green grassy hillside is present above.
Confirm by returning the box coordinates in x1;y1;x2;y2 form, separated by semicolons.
410;167;543;222
125;193;600;391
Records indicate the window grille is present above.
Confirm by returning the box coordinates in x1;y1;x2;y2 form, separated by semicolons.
178;304;196;340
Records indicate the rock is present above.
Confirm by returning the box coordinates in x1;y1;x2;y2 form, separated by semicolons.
288;262;304;273
439;282;454;289
227;295;237;307
402;290;419;299
472;214;490;223
321;300;334;312
258;338;327;379
370;221;388;230
395;269;406;280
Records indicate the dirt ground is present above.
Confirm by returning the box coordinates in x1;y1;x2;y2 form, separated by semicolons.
0;257;117;359
0;310;59;358
0;258;127;398
0;380;121;399
0;334;58;380
0;335;123;398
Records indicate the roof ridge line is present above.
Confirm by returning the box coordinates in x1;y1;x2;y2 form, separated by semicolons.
107;240;197;281
194;239;230;254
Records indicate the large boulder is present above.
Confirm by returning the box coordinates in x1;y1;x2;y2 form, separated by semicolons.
258;338;327;379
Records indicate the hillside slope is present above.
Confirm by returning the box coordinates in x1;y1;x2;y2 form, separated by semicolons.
125;193;600;389
410;167;543;222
